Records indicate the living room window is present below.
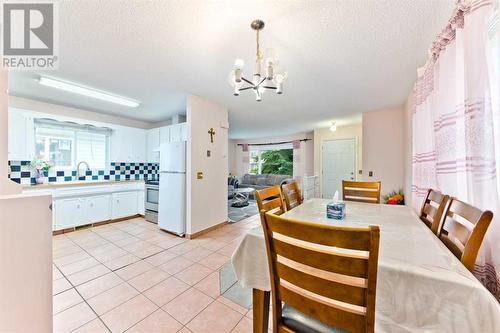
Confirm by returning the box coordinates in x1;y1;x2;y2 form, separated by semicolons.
248;145;293;176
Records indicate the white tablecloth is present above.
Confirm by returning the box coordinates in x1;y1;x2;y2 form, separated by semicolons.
232;199;500;332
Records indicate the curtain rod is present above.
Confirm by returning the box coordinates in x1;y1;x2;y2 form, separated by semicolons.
236;138;310;147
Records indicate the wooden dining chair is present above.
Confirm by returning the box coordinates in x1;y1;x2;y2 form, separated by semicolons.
438;198;493;272
419;189;449;234
342;181;381;204
255;185;286;216
260;211;380;333
281;181;303;211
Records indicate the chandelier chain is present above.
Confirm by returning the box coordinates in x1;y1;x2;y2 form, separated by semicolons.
256;29;261;60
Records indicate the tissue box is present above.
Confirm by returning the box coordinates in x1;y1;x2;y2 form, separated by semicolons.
327;201;346;220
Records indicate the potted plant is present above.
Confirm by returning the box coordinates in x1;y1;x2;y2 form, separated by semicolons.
30;159;52;185
384;189;405;205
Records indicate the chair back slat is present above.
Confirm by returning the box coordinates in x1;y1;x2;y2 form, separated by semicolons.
282;181;303;210
342;181;381;204
261;212;380;333
255;185;286;216
276;257;367;306
279;282;366;332
419;189;449;234
267;214;371;250
439;198;493;272
273;237;368;278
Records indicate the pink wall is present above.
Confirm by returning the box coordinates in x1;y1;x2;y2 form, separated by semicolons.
362;107;405;197
186;95;228;235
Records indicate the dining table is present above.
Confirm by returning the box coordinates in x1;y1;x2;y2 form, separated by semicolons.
231;198;500;333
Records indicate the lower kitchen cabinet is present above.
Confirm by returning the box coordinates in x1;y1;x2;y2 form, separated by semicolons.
54;197;87;229
52;188;143;230
112;191;139;219
87;195;112;223
137;191;145;215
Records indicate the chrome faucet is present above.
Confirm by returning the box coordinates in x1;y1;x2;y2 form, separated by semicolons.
76;161;90;179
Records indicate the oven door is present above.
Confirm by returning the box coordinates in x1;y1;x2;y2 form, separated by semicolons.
145;186;159;212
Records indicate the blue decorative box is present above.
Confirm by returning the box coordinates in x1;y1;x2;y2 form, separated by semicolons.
327;201;346;220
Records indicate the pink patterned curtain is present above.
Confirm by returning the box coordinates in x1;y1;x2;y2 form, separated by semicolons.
412;0;500;299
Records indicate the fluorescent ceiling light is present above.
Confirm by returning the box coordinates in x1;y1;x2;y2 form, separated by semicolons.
38;76;140;108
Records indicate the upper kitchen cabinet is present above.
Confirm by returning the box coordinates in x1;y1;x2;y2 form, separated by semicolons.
169;123;188;142
146;128;160;163
159;126;170;144
110;127;147;163
8;110;35;161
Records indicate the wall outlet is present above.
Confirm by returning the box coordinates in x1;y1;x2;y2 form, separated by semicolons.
207;150;211;157
197;172;203;180
369;171;373;177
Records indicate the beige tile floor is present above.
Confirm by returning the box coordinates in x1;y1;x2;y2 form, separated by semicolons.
52;215;261;333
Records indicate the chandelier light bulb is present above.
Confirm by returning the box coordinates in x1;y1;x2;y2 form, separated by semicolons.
234;86;240;96
234;59;245;69
330;122;337;132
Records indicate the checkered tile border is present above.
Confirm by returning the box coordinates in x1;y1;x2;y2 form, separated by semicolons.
8;161;159;185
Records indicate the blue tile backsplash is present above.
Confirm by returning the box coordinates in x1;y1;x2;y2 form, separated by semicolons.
8;161;159;185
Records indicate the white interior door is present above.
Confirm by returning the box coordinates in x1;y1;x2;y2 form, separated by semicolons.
322;138;356;199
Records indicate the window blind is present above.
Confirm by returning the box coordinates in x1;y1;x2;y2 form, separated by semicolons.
34;118;111;169
76;131;108;169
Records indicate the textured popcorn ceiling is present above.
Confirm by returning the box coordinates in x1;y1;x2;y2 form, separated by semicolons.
8;0;454;138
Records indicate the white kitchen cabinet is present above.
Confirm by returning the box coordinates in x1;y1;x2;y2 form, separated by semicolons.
54;197;86;229
112;191;139;219
179;123;188;141
146;128;160;163
110;127;147;163
137;190;145;215
132;128;147;162
159;126;170;145
87;195;111;223
8;110;35;161
169;124;183;142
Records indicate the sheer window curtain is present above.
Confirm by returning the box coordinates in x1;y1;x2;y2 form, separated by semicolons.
412;0;500;300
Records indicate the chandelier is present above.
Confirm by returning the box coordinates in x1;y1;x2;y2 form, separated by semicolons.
230;19;287;101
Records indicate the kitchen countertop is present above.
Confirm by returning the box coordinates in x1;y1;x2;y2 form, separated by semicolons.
22;179;145;189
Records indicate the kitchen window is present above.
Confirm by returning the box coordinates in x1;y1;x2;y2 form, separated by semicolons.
34;118;111;169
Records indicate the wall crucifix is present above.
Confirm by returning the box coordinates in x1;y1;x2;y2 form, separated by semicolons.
208;128;216;143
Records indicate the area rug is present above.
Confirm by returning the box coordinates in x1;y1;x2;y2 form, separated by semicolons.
228;199;258;223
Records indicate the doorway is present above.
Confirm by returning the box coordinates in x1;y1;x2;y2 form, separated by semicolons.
321;138;356;198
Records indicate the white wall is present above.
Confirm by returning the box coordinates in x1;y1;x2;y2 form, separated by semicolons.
1;69;21;194
0;69;8;178
186;95;228;235
362;107;405;197
313;124;363;196
9;96;163;129
229;132;314;180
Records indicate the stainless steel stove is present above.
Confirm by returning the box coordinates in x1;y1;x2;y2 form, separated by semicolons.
144;179;159;223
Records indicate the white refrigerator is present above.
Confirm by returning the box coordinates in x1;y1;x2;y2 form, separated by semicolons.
158;141;186;236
